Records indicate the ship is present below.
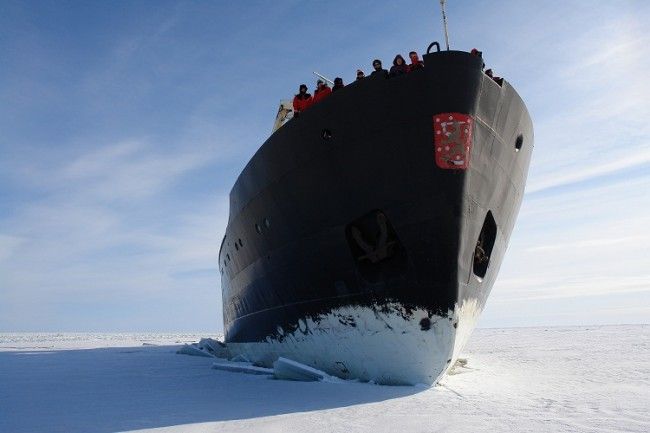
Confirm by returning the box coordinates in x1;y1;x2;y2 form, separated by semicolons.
217;43;533;385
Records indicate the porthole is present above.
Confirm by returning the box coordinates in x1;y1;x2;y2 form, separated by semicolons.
321;129;332;140
264;218;271;228
255;223;262;234
515;134;524;152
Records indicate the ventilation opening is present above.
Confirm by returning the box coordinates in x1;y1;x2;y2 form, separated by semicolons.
515;134;524;152
321;129;332;140
473;211;497;280
345;210;407;283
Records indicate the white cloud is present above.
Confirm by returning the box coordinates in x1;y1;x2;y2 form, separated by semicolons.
57;139;214;201
0;130;229;330
525;234;647;254
525;145;650;193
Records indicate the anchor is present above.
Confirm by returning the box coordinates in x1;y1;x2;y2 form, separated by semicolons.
351;212;397;263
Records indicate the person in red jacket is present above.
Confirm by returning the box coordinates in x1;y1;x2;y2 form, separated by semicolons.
408;51;424;71
313;79;332;104
292;84;312;118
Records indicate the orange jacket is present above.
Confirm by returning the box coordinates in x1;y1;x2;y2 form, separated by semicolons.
293;94;313;114
313;85;332;104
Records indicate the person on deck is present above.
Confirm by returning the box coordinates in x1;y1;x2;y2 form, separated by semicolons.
356;69;365;80
408;51;424;71
333;77;345;92
313;79;332;103
292;84;312;118
389;54;409;77
471;48;485;69
370;59;388;79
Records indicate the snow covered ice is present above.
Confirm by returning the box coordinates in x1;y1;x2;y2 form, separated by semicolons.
1;326;649;433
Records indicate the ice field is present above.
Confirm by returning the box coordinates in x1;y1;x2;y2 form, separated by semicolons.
1;325;648;433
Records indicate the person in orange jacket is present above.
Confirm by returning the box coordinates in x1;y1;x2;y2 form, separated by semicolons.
313;79;332;104
292;84;313;118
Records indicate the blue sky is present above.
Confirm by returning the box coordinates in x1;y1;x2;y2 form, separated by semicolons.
1;1;649;332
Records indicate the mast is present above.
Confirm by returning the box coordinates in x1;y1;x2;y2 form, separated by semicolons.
440;0;450;50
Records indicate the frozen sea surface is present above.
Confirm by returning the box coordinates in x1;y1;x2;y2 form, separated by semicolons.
1;325;648;433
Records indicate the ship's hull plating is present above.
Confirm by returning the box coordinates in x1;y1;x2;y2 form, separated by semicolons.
218;50;533;385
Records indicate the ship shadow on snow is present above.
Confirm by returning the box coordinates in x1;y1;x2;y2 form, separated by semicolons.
1;345;425;433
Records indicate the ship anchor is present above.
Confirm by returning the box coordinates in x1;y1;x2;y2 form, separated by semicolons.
351;213;396;263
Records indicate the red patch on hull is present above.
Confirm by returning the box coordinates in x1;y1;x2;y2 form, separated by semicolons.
433;113;473;170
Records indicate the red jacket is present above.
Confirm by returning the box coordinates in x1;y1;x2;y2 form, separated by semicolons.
409;53;424;71
313;85;332;104
293;94;313;114
409;60;424;71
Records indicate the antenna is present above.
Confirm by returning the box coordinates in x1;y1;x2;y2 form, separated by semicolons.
440;0;450;50
312;71;334;86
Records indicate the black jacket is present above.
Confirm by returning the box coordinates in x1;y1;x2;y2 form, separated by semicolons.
389;55;409;77
389;64;408;77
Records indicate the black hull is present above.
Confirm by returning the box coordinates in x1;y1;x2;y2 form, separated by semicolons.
218;50;533;384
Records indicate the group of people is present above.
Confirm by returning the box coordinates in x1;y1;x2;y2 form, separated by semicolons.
292;51;425;117
360;51;425;80
293;48;503;118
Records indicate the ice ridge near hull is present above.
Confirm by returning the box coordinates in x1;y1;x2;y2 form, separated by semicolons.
226;298;482;386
